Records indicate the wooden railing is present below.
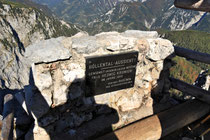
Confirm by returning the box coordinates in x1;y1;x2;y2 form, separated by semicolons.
171;46;210;104
174;46;210;64
1;94;14;140
174;0;210;12
98;100;210;140
98;46;210;140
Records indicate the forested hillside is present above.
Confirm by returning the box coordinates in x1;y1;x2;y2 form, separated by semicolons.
158;30;210;85
159;30;210;54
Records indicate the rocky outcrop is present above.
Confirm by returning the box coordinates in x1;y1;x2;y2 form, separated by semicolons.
25;37;72;64
1;30;175;139
194;70;210;91
0;2;79;90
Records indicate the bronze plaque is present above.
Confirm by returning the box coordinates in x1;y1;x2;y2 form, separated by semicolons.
85;51;138;96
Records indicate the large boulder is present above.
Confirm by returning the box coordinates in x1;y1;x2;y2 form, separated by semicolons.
25;37;72;64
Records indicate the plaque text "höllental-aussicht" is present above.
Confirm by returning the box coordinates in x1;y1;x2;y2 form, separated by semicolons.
85;51;138;96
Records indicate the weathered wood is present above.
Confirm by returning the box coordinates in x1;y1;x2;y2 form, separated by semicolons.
189;115;210;137
170;77;210;104
174;0;210;12
97;100;210;140
1;94;14;140
0;120;2;137
174;46;210;64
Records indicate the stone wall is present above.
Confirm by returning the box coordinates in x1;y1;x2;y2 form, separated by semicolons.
3;30;174;139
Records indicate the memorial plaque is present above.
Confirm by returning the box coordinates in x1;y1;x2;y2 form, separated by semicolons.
85;51;138;96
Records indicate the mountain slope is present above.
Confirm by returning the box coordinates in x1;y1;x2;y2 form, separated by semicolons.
0;0;79;89
31;0;208;34
86;2;151;34
0;0;79;46
1;0;54;16
86;0;205;34
191;14;210;32
33;0;120;27
150;0;206;31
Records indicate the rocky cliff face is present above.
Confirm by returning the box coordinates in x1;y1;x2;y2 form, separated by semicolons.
1;30;175;139
87;0;205;34
150;0;205;30
0;2;79;89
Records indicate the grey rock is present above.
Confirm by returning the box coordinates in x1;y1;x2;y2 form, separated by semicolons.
116;91;143;112
53;85;68;106
33;64;53;107
72;36;102;54
146;38;174;61
0;49;31;89
105;35;135;51
53;68;68;106
95;31;120;37
122;30;159;38
62;63;85;83
25;37;72;64
34;71;52;91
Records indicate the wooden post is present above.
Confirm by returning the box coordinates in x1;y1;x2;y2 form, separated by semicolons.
174;0;210;12
174;46;210;64
97;100;210;140
170;77;210;104
0;120;2;137
1;94;14;140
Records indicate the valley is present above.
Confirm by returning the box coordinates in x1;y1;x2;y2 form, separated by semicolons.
31;0;209;35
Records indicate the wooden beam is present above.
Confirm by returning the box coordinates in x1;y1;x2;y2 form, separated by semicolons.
170;77;210;104
174;46;210;64
97;100;210;140
174;0;210;12
1;94;14;140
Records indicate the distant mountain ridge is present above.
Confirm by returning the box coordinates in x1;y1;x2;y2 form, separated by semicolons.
31;0;148;27
30;0;209;34
2;0;54;16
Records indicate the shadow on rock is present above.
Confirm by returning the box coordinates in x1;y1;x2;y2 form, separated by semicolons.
19;67;120;140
